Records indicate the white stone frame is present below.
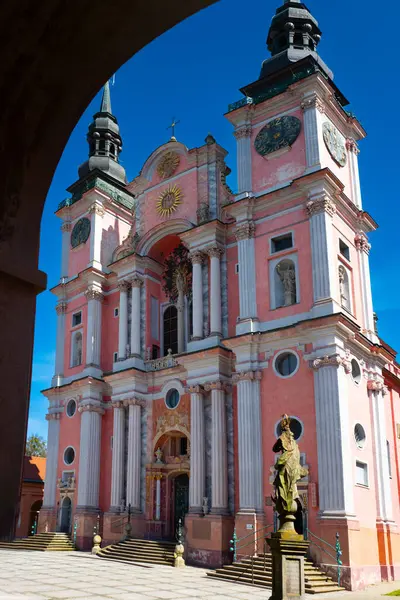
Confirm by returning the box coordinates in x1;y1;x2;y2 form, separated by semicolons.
65;399;77;419
160;301;189;357
63;445;76;466
269;252;300;310
338;261;353;314
71;310;82;328
70;329;83;368
269;230;295;256
350;357;362;385
274;414;304;442
355;459;369;488
61;469;75;483
161;379;185;411
353;422;366;450
273;349;300;380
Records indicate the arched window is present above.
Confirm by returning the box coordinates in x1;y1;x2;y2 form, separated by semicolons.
338;265;351;312
163;305;178;356
109;143;116;158
72;331;82;367
275;259;297;308
98;139;105;155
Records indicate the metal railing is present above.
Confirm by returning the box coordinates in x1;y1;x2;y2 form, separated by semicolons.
306;529;343;587
229;523;274;585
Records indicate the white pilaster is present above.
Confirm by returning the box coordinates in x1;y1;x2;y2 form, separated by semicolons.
125;398;143;511
130;276;143;357
347;140;363;209
301;94;324;171
52;302;67;386
84;286;104;370
88;202;105;270
355;234;379;344
117;281;129;359
110;401;125;510
207;247;223;336
307;193;337;306
43;414;61;508
190;252;204;340
234;126;252;193
205;381;228;514
77;405;104;508
312;355;354;517
60;222;71;281
155;475;162;520
370;382;393;522
177;288;185;354
187;386;205;512
235;222;258;321
235;371;263;512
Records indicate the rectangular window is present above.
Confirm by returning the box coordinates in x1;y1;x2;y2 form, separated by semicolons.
356;461;368;486
151;345;159;360
113;352;118;363
180;437;188;455
61;470;74;484
114;307;119;317
339;239;350;261
72;311;82;327
235;263;239;274
271;233;293;254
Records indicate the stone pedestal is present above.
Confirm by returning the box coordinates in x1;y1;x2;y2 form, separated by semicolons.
267;534;309;600
74;510;100;551
37;508;57;533
185;513;233;568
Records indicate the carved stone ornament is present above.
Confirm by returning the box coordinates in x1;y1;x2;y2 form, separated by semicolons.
189;251;204;266
71;217;91;248
130;275;143;288
204;380;231;393
88;203;105;217
277;263;296;306
156;184;183;218
78;404;105;415
234;125;252;140
310;354;349;370
46;412;61;421
123;396;146;408
84;286;104;302
301;94;324;113
55;301;68;315
61;221;72;233
323;122;347;167
185;385;205;395
114;225;140;261
118;280;130;293
306;196;336;217
206;246;224;259
196;203;210;225
254;116;301;157
235;221;255;241
232;370;262;383
156;151;180;179
354;233;371;254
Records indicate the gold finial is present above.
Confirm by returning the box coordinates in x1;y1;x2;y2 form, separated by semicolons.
167;117;180;141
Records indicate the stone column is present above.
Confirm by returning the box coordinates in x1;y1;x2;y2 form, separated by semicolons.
42;413;61;509
84;286;104;368
347;139;363;209
234;125;252;194
52;302;67;386
60;221;71;281
234;371;263;512
88;202;105;271
117;281;129;359
207;247;224;337
301;94;324;170
125;397;144;511
235;222;257;320
77;405;104;509
187;386;205;512
369;381;393;522
110;401;125;511
355;233;378;343
306;193;337;304
311;355;354;517
130;276;143;357
175;272;185;354
190;252;204;340
205;381;229;514
155;473;162;520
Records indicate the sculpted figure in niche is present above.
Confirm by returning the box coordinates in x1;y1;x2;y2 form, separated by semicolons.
276;262;296;306
272;414;308;533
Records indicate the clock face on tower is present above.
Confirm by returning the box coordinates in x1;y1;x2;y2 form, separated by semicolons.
254;116;301;157
323;122;347;167
71;217;91;248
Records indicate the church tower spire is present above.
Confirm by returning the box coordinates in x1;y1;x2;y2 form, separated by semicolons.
78;81;127;185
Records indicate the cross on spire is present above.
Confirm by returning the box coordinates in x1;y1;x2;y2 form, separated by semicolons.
167;117;180;141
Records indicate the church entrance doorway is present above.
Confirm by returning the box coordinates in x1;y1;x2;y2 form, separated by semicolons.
60;497;72;534
172;473;189;539
28;500;42;536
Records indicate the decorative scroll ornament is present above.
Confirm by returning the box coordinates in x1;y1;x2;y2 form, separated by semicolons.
157;151;180;179
254;116;301;157
114;224;140;261
162;243;192;303
71;217;91;248
323;122;347;167
156;185;183;218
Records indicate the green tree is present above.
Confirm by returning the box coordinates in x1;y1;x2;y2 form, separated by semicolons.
26;434;47;457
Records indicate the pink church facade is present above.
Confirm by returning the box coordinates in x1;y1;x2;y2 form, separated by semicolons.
39;0;400;590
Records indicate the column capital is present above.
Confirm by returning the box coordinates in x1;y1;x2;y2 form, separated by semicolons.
232;370;262;383
185;385;205;395
235;221;255;241
111;400;125;409
85;286;104;302
189;251;204;265
204;380;231;393
88;202;105;217
60;221;72;233
46;412;61;421
301;93;324;113
306;195;336;218
346;138;360;155
130;275;144;288
123;396;146;408
78;404;105;415
310;354;344;370
205;245;224;259
234;125;252;140
354;233;371;254
55;301;68;315
118;280;130;292
367;378;387;394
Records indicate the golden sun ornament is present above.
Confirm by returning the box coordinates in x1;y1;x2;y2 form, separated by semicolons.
156;185;183;218
157;151;180;179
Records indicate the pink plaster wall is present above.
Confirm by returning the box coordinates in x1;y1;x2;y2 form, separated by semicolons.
226;243;239;336
100;211;130;269
63;296;87;378
69;242;90;278
56;406;81;510
101;292;119;373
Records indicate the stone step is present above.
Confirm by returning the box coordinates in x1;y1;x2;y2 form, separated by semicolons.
97;550;173;565
97;537;176;567
101;545;174;559
0;532;76;552
207;571;344;594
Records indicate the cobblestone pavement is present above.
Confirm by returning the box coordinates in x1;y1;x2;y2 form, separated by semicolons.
0;550;398;600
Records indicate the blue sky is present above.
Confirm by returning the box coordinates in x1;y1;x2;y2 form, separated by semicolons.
28;0;400;440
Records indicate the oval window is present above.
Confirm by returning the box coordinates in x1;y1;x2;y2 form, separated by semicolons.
351;359;361;384
63;447;75;465
165;388;180;409
66;399;76;417
275;352;299;378
354;424;366;449
276;416;303;441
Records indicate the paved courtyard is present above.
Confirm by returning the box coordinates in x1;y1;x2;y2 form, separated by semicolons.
0;550;399;600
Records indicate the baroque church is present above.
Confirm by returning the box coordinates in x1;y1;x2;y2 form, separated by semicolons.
39;0;400;589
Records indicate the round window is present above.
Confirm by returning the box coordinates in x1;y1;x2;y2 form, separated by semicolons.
165;388;180;410
66;399;76;417
276;416;303;441
351;359;361;384
354;424;366;449
275;352;299;378
63;447;75;465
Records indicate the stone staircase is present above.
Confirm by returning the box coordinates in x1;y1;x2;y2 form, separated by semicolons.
0;532;76;552
97;538;176;566
207;554;345;594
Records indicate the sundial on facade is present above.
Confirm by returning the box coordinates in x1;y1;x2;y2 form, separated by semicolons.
254;116;301;157
323;122;347;167
156;184;183;218
70;217;91;248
